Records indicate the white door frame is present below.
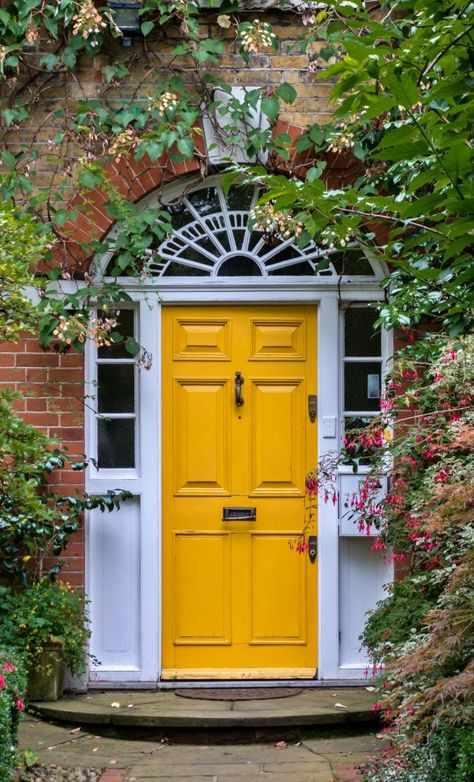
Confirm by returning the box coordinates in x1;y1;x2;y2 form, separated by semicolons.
84;277;389;686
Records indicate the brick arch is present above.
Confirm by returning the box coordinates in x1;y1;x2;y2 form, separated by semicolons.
54;121;364;275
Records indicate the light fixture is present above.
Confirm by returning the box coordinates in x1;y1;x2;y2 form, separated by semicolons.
107;1;141;47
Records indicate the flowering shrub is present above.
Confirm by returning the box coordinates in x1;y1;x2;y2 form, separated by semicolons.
303;333;473;777
337;334;474;779
0;646;26;782
0;581;90;677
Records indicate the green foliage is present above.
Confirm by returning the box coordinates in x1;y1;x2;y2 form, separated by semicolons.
0;385;131;585
259;0;474;335
0;204;51;342
361;576;440;663
0;647;26;782
363;725;474;782
316;334;474;778
0;582;90;677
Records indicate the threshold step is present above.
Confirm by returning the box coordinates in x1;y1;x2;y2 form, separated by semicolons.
30;687;378;730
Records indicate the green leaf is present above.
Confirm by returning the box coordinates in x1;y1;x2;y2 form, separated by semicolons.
39;53;58;71
261;95;280;121
177;136;194;158
385;74;420;109
141;21;154;36
275;83;297;104
306;161;327;182
1;150;16;169
125;338;140;356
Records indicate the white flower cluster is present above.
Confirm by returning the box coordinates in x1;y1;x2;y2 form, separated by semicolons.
320;224;356;250
52;314;88;346
251;203;303;244
327;127;355;152
72;0;107;46
149;91;179;115
240;20;276;53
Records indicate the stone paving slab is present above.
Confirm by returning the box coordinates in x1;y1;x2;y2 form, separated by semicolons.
18;715;386;782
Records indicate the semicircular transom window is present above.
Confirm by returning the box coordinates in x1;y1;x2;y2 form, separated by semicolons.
107;183;380;279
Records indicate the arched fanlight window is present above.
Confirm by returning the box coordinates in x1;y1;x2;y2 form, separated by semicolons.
103;179;383;280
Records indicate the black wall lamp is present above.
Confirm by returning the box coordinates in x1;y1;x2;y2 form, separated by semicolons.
107;1;142;46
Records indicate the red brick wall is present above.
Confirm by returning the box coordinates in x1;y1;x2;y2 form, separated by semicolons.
0;336;86;587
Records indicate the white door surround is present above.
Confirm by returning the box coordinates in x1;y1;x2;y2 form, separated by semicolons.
84;178;392;687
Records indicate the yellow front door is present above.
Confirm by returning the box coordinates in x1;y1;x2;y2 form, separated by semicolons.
162;305;317;680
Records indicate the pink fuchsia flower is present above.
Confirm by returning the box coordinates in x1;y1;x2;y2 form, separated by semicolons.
0;675;5;689
3;662;15;672
373;702;382;712
16;699;25;711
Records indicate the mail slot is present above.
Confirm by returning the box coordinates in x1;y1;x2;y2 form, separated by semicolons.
223;507;256;521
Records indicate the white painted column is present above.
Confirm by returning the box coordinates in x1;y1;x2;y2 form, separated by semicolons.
317;296;341;680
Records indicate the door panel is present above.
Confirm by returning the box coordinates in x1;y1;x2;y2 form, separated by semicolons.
173;532;231;645
162;305;317;679
249;533;306;644
250;380;305;495
173;380;230;495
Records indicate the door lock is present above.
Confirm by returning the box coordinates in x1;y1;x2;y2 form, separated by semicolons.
308;535;317;563
308;394;317;423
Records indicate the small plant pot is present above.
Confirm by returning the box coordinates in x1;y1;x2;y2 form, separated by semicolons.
27;644;65;702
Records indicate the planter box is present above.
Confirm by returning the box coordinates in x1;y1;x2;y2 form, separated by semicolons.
27;645;65;702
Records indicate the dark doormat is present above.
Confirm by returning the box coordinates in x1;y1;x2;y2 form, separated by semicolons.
175;687;303;701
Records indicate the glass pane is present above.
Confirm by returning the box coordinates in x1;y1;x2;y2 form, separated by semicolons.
345;308;381;357
162;262;209;276
98;418;135;469
226;185;255;212
168;200;194;231
187;187;220;216
98;365;135;413
98;310;135;358
269;261;314;275
217;256;262;276
344;361;382;412
332;250;374;275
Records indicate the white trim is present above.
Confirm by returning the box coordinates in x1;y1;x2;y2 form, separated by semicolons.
86;285;390;684
83;173;391;685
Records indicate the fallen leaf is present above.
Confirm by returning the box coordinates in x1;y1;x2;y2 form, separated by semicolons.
110;702;120;708
274;740;287;748
366;686;376;692
69;727;81;734
331;692;337;697
376;733;386;740
92;748;98;752
334;702;348;709
109;760;117;765
127;704;134;708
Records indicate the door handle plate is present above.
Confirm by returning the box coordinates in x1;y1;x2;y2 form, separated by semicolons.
308;394;317;423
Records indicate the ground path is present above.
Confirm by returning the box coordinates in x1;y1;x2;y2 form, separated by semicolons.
19;714;389;781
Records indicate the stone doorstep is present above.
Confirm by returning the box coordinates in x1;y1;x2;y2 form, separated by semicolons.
30;687;378;730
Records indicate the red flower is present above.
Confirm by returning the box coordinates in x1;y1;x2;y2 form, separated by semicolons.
16;698;25;711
